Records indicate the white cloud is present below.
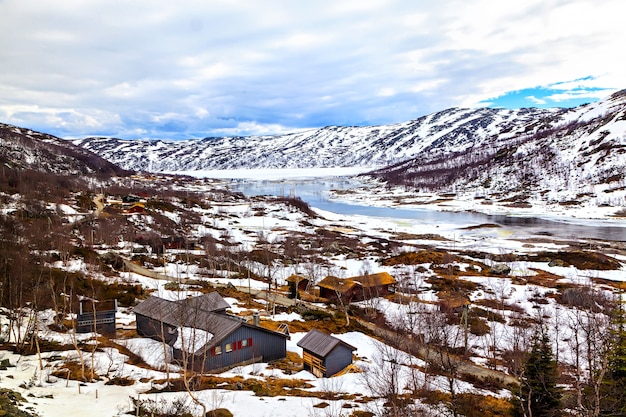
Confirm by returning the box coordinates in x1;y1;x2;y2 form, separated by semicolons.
545;90;612;103
526;96;547;105
0;0;624;138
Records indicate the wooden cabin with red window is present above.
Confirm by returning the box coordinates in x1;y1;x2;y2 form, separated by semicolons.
133;292;288;372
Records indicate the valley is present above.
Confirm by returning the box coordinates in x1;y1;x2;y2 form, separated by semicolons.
0;169;624;417
0;91;625;416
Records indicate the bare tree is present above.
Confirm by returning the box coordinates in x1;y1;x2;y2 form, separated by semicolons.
360;336;421;417
561;286;615;417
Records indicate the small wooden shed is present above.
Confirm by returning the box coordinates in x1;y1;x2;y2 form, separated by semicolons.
76;298;117;335
286;274;309;292
297;329;356;378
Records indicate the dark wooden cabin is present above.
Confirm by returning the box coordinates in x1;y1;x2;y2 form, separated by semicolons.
297;329;356;377
76;298;117;335
133;292;288;372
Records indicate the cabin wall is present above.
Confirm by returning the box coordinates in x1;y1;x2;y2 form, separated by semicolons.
324;345;353;377
135;314;178;345
76;309;116;334
174;326;287;372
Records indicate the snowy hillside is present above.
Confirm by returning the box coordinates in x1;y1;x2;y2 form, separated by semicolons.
372;90;626;207
0;123;128;176
71;107;563;172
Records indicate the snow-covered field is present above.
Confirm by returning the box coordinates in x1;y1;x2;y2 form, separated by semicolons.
1;171;624;416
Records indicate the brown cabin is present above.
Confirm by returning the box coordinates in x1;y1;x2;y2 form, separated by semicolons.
286;274;310;291
318;272;396;302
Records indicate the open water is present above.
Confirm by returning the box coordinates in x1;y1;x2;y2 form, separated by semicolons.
230;177;626;242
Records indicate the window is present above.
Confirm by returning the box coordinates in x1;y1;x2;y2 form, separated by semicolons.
241;339;248;348
212;346;222;356
225;343;232;352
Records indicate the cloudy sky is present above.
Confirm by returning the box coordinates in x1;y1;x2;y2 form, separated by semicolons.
1;0;624;139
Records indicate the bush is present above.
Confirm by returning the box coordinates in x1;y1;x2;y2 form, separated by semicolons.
206;409;233;417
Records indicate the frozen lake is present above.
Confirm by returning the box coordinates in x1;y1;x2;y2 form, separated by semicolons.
229;176;626;242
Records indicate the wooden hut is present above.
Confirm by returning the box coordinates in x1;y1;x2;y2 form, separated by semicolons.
76;298;117;335
133;292;288;372
317;272;396;302
317;276;359;301
297;329;356;377
286;274;309;292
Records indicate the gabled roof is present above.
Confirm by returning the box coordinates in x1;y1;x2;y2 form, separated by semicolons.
297;329;356;357
286;274;309;283
317;272;395;292
317;276;358;292
351;272;395;287
181;292;231;313
132;296;184;327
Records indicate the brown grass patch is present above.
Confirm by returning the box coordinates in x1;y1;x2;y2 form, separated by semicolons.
520;268;564;288
383;250;457;266
261;312;367;336
266;351;303;375
391;232;450;241
427;276;479;305
51;360;99;382
148;374;355;399
474;298;525;314
591;277;626;290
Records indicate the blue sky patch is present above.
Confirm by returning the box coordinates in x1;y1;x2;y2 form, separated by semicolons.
481;79;612;109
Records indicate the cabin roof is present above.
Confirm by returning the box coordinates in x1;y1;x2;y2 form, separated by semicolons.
317;276;358;292
286;274;309;283
351;271;396;287
317;272;395;292
297;329;356;357
181;292;231;313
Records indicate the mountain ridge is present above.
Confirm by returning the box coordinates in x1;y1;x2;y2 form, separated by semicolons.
71;106;564;171
0;122;130;176
2;90;626;210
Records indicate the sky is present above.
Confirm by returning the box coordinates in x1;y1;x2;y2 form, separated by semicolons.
0;0;624;140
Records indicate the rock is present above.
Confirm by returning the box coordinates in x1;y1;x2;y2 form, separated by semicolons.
548;259;568;267
491;263;511;275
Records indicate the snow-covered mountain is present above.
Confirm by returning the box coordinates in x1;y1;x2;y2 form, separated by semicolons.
372;90;626;204
69;90;626;208
71;107;564;171
0;123;128;176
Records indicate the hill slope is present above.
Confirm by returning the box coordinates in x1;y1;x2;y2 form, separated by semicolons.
371;90;626;205
71;107;562;171
0;123;129;176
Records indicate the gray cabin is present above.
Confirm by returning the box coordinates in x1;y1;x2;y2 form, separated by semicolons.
76;298;117;335
133;292;288;372
297;329;356;377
